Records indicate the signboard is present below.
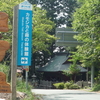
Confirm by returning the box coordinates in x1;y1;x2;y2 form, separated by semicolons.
0;12;8;32
17;1;33;66
0;72;11;93
0;40;10;62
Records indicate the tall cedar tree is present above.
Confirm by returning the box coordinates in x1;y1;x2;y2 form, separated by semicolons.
72;0;100;80
28;0;78;27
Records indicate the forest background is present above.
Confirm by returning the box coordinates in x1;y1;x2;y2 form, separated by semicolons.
0;0;100;92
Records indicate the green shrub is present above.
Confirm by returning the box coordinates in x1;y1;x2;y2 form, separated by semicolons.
92;84;100;91
53;81;80;89
69;84;80;89
53;82;64;89
64;82;72;89
64;82;80;89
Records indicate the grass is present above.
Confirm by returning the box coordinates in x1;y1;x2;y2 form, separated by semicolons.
0;63;10;80
92;84;100;91
16;80;36;100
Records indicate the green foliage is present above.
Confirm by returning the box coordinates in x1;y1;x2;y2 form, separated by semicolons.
72;0;100;74
64;81;80;89
33;6;56;53
0;0;56;53
70;0;100;86
16;80;34;100
64;82;73;89
63;53;80;75
69;64;80;74
0;63;10;79
53;82;64;89
92;84;100;91
0;0;56;81
29;0;78;27
68;84;80;89
94;71;100;84
53;81;80;89
63;64;80;75
63;54;80;81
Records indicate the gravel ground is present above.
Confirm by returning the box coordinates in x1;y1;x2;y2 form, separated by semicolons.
0;92;26;100
0;93;11;100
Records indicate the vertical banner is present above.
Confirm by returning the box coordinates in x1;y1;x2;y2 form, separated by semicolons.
17;1;32;66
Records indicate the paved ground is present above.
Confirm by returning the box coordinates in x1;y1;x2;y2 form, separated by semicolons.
31;89;100;100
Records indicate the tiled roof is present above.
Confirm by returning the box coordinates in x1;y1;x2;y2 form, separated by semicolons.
37;54;87;72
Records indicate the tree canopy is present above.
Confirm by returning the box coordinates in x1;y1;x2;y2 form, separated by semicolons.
0;0;56;53
28;0;78;27
32;6;56;52
72;0;100;73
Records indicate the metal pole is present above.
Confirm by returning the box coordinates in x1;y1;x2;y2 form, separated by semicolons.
26;70;28;89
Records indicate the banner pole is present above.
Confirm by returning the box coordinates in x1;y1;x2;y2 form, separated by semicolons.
26;67;28;89
11;5;18;100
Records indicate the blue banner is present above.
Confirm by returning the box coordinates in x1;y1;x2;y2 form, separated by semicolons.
17;1;32;66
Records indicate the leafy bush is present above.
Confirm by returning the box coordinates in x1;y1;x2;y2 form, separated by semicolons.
53;81;80;89
92;84;100;91
53;82;64;89
69;84;80;89
64;82;73;89
64;82;80;89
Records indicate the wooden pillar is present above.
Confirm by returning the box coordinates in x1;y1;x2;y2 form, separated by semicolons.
11;5;18;100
